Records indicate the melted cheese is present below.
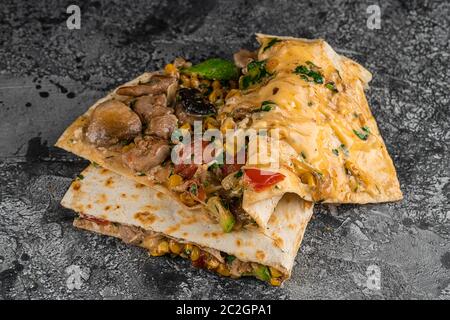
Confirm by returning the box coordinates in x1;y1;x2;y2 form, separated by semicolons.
221;34;402;203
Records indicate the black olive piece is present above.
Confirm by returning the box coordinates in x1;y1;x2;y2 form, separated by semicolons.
177;88;217;116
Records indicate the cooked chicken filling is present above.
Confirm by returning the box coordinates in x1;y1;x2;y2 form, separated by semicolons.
75;216;285;286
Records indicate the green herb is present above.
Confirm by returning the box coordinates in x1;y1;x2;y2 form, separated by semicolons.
226;255;236;264
332;149;339;156
301;151;307;159
325;82;339;93
340;144;349;156
208;162;222;171
307;101;314;107
182;58;239;80
263;38;281;52
189;183;198;195
255;100;276;112
306;61;317;68
293;65;324;84
76;174;84;180
137;172;146;176
234;170;243;178
353;126;370;141
240;60;272;89
91;161;100;168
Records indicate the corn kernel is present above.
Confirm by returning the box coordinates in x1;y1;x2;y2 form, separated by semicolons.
164;63;177;75
206;257;220;270
190;74;200;88
208;90;218;103
181;74;191;87
269;278;282;286
179;192;197;206
190;246;200;261
169;240;182;254
216;264;231;276
168;174;183;189
180;123;191;131
157;240;169;255
212;80;221;90
269;267;282;278
204;117;219;130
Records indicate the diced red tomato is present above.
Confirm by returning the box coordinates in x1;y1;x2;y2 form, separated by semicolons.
81;214;109;226
174;164;198;179
243;168;285;192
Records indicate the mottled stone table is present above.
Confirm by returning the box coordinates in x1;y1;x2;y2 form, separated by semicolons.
0;0;448;299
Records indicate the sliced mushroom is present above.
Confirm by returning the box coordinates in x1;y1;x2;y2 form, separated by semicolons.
233;49;257;69
133;94;173;124
117;74;177;98
146;114;178;140
122;135;170;173
177;88;216;116
84;100;142;147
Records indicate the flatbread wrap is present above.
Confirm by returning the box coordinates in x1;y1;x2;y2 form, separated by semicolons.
56;34;402;234
61;165;314;285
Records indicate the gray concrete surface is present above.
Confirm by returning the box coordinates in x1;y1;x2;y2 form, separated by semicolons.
0;0;449;299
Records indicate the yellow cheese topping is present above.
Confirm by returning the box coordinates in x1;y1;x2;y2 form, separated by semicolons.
220;35;402;203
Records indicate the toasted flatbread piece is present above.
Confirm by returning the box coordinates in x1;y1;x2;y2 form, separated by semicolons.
61;165;314;284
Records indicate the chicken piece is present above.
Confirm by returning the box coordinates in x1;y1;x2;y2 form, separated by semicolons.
133;94;173;124
116;74;177;98
122;135;170;173
146;114;178;140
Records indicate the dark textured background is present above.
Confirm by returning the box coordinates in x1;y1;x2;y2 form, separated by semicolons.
0;0;449;300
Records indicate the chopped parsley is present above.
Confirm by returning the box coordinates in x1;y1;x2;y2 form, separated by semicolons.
340;144;349;156
240;60;272;89
353;126;371;141
226;255;236;264
293;64;324;84
263;38;281;52
325;82;339;93
76;174;84;180
301;151;307;159
255;100;276;112
208;162;223;171
234;170;243;178
332;148;339;156
91;161;100;168
189;183;198;195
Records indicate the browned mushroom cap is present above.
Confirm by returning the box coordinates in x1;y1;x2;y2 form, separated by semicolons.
116;75;178;98
84;100;142;147
121;135;170;173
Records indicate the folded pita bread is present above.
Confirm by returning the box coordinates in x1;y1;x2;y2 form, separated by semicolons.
61;165;314;285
